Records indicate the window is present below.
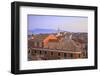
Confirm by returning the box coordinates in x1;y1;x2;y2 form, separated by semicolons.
37;42;39;47
42;42;44;48
64;53;66;58
32;42;34;47
39;42;42;47
28;49;30;54
44;51;47;54
51;52;53;55
58;53;60;56
74;48;77;51
34;42;37;47
79;54;81;58
40;51;42;55
31;50;33;55
34;50;36;53
70;54;73;58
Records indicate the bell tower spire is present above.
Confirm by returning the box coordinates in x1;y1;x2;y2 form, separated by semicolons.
57;27;60;33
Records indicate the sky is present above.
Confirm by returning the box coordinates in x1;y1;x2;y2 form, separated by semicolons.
28;15;88;32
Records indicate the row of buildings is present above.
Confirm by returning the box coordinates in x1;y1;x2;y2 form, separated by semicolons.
28;31;87;60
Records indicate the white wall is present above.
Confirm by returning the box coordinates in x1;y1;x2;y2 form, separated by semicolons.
0;0;99;76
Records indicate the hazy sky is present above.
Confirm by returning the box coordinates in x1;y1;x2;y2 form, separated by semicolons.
28;15;88;32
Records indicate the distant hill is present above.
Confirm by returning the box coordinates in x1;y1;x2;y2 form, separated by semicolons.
28;28;87;35
28;28;58;34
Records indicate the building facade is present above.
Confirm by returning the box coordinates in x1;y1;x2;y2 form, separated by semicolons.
28;32;87;60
